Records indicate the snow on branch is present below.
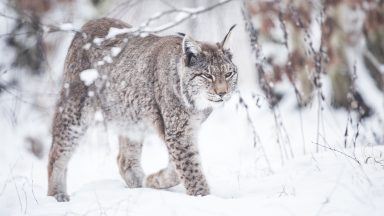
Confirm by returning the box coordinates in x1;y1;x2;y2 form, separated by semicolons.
0;0;235;38
129;0;235;34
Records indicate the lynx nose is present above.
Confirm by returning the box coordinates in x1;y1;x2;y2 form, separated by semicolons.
214;81;228;97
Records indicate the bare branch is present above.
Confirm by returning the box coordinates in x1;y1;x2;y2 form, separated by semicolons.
138;0;236;33
0;0;235;37
364;48;384;74
237;92;273;174
314;142;361;165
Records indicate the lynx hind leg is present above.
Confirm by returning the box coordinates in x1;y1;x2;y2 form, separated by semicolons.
145;160;180;189
48;144;73;202
117;136;145;188
48;105;87;202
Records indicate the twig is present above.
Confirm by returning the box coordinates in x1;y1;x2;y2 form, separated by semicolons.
363;48;384;74
314;142;361;165
105;0;140;17
242;0;295;165
315;167;345;216
10;165;23;213
0;81;48;110
138;0;236;33
21;181;28;215
30;164;38;204
238;93;273;173
0;0;235;38
94;192;108;216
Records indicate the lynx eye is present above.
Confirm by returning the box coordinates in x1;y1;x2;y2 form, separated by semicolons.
225;71;235;79
201;73;214;81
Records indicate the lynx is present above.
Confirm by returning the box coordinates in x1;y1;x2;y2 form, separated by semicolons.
48;17;238;202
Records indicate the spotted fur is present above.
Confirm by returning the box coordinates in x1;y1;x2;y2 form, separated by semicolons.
47;18;238;201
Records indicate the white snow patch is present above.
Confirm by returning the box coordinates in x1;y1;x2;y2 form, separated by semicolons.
139;32;149;37
120;80;127;88
181;6;204;13
111;47;122;57
94;110;104;122
103;55;113;64
42;25;50;33
93;37;104;46
64;82;69;89
80;69;99;86
83;43;91;50
106;27;136;39
97;61;105;66
175;11;189;21
88;91;95;97
59;23;76;31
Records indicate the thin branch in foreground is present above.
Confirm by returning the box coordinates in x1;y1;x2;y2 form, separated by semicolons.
242;0;294;165
238;93;273;174
0;81;48;110
314;142;361;165
315;167;345;216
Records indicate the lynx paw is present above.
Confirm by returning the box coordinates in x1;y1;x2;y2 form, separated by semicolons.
187;185;210;196
122;168;145;188
53;192;70;202
145;173;162;188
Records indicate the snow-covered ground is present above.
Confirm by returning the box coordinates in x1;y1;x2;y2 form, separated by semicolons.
1;86;384;215
1;0;384;215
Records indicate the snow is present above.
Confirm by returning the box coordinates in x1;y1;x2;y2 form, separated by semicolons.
82;43;91;50
111;47;122;57
181;6;205;13
88;91;95;97
120;80;127;88
93;37;104;46
79;69;99;86
1;95;384;215
106;27;136;39
59;23;76;31
94;110;104;122
175;11;190;22
0;0;384;215
42;25;50;33
103;55;113;64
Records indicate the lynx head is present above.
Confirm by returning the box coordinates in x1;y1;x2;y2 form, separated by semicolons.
179;25;238;110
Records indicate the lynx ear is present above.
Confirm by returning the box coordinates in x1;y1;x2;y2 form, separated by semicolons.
182;35;201;66
221;24;236;49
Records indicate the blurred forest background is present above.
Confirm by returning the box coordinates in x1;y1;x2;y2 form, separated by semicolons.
1;0;383;156
0;0;384;215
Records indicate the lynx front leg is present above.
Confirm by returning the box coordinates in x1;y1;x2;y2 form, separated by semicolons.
117;136;145;188
145;160;180;189
163;115;209;196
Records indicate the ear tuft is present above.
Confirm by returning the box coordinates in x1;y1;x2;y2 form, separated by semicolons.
177;32;186;37
221;24;236;49
182;35;201;66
